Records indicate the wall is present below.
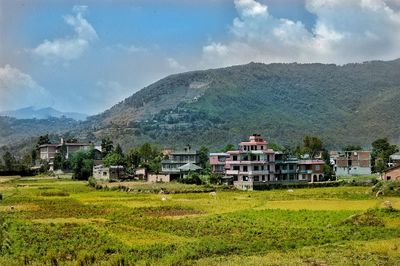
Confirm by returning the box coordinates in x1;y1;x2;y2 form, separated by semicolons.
148;174;170;183
384;167;400;181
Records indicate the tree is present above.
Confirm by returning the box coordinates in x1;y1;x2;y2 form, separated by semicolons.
103;144;126;167
69;150;93;180
198;146;209;169
2;152;16;172
371;138;399;173
101;138;114;158
139;143;153;163
303;135;323;159
223;144;235;152
37;134;50;146
53;143;68;170
343;145;362;151
126;148;141;168
31;149;37;165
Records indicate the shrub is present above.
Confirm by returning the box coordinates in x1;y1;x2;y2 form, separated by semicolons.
342;210;385;227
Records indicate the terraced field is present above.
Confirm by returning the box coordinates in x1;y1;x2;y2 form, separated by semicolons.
0;176;399;265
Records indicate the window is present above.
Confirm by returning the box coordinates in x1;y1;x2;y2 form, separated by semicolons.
233;155;238;161
289;164;294;170
261;146;264;150
254;165;259;171
315;165;321;171
262;175;265;181
254;176;259;181
103;172;107;176
243;166;248;172
233;166;240;171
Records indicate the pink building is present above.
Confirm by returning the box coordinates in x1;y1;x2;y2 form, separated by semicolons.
225;134;276;190
209;153;230;174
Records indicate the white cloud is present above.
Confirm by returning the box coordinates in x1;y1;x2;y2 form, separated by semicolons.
166;57;186;72
0;65;53;111
202;0;400;67
32;5;98;62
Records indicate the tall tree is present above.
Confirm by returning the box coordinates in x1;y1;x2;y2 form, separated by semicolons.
2;152;16;172
69;150;93;180
101;138;114;158
37;134;50;146
303;135;323;159
198;146;209;169
103;144;126;167
371;138;399;173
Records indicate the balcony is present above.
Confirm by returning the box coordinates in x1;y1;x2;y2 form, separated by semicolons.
226;170;239;175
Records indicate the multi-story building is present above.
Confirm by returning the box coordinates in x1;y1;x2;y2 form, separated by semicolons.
331;150;371;176
209;153;230;174
274;153;325;182
161;145;201;179
39;139;101;170
224;134;276;190
210;135;326;190
297;160;325;182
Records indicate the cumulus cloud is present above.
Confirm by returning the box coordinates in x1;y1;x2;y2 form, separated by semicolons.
201;0;400;66
0;65;53;111
166;57;187;72
32;5;98;62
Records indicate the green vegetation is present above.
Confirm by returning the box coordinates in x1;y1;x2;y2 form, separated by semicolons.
82;60;400;149
2;60;400;154
0;176;399;265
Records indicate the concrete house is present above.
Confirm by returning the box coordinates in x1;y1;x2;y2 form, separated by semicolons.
383;164;400;181
210;135;326;190
93;165;125;181
161;145;201;180
39;139;102;170
331;150;371;176
209;153;230;174
224;134;276;190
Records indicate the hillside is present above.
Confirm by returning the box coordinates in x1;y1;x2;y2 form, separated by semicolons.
1;59;399;153
84;59;400;149
0;116;82;156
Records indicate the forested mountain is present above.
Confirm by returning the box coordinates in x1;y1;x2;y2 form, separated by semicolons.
84;59;400;149
1;59;400;153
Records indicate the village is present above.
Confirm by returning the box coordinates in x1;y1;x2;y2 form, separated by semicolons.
33;134;400;190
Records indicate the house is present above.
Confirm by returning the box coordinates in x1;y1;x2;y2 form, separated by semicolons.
224;134;276;190
209;153;230;174
383;164;400;181
275;153;325;182
93;165;125;181
389;152;400;167
39;138;102;170
331;150;371;176
298;160;325;182
274;153;298;181
161;145;201;180
216;134;326;190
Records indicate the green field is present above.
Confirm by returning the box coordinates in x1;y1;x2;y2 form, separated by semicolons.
0;176;399;265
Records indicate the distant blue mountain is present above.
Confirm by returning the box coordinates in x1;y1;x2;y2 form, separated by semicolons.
0;106;87;121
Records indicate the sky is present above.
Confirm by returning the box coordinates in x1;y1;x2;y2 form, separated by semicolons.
1;0;400;115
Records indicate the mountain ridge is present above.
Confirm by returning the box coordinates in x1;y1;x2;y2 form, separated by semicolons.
1;59;400;154
0;106;87;121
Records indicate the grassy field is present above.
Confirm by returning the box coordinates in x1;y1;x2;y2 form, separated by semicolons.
0;176;399;265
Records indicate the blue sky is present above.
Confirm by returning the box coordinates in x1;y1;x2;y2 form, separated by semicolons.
1;0;400;115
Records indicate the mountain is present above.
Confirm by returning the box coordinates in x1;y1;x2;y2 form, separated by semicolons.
1;59;400;155
83;59;400;149
0;106;87;121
